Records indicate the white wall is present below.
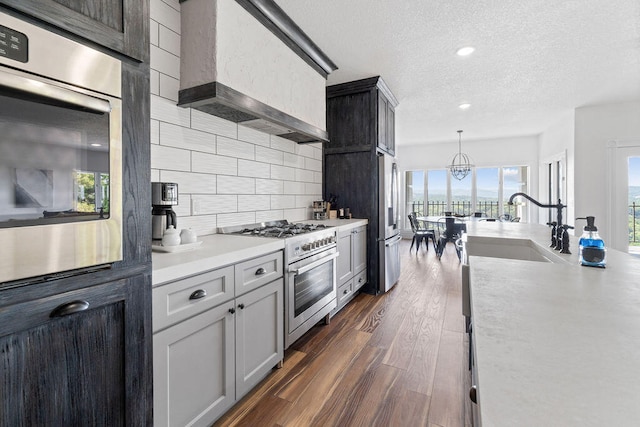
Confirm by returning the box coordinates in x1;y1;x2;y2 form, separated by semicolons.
538;110;575;224
574;101;640;249
149;0;322;237
397;135;540;227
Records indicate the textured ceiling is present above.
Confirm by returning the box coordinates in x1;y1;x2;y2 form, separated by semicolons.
275;0;640;145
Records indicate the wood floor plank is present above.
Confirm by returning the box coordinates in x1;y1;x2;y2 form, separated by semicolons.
386;388;431;427
428;329;465;427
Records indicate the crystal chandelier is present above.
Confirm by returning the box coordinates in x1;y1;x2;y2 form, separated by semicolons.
448;130;474;180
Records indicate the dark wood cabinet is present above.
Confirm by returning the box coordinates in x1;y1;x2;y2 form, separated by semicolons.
324;76;398;294
0;0;149;61
0;274;152;426
0;2;152;424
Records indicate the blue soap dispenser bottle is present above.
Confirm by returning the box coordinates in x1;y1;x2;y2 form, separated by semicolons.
576;216;606;268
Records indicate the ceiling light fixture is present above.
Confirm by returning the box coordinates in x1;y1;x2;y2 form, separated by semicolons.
458;103;471;110
456;46;475;56
447;130;474;180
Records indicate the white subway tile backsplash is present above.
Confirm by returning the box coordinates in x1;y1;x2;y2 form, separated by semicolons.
295;168;314;183
160;0;180;12
284;208;309;222
255;210;285;223
271;165;295;181
238;125;270;147
295;143;315;159
151;144;191;171
150;45;180;79
308;143;323;160
238;195;271;212
178;215;217;237
217;212;257;229
283;181;305;195
150;169;161;182
160;171;216;194
314;172;323;184
296;195;317;209
270;135;295;153
283;152;305;168
255;145;284;165
238;159;270;179
150;0;180;34
159;25;180;56
192;153;237;175
160;122;216;154
217;176;255;194
217;137;255;160
192;195;237;215
150;70;160;96
149;20;159;47
305;157;322;172
151;95;191;127
150;120;160;145
305;183;322;195
173;194;191;217
256;179;283;195
191;110;237;139
159;74;180;102
271;195;296;209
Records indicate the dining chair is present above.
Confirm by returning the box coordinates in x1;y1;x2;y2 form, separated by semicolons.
408;213;436;253
436;217;466;261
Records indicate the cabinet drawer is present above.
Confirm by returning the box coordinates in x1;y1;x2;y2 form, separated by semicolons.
337;279;354;306
354;269;367;291
235;251;283;296
153;266;234;332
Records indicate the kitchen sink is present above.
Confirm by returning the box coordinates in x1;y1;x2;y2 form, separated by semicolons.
461;236;566;321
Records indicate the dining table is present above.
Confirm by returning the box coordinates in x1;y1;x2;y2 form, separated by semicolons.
417;216;469;259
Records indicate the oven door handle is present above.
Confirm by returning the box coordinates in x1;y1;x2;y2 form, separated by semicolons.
0;71;112;113
288;251;339;276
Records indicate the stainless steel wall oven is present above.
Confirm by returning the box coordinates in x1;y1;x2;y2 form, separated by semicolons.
0;11;122;284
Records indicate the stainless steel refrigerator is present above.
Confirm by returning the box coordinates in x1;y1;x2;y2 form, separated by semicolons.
379;153;401;292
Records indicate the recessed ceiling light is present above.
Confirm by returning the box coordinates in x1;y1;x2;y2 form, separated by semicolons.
459;103;471;110
456;46;475;56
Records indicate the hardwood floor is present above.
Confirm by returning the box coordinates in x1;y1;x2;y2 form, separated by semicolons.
214;239;470;427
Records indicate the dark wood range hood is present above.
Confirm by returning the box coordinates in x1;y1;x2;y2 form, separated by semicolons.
178;0;337;144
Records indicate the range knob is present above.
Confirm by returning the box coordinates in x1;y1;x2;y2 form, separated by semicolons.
302;243;311;251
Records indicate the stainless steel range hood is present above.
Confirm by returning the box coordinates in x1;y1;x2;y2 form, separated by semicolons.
178;0;337;144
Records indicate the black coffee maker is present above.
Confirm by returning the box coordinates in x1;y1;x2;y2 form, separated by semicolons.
152;182;178;241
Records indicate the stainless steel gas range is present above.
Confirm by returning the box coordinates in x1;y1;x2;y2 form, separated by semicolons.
220;220;338;348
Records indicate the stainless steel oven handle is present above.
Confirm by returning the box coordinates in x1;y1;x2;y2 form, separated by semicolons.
288;251;339;275
0;71;112;113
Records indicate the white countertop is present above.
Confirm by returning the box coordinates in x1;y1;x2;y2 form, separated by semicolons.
152;234;284;286
298;217;368;232
468;222;640;426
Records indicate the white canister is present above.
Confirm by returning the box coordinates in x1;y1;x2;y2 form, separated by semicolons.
161;226;181;246
180;228;198;244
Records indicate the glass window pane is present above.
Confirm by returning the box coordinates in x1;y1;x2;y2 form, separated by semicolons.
450;173;472;216
476;168;499;218
503;166;527;221
629;157;640;250
427;169;447;216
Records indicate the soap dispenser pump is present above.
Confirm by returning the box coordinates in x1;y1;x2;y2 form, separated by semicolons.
576;216;606;268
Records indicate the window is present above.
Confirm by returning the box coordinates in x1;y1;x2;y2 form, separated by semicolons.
405;166;529;222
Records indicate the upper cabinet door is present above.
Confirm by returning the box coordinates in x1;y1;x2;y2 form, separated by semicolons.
386;105;395;156
1;0;149;62
377;92;388;153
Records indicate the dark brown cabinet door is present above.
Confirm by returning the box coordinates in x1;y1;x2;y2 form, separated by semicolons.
0;0;149;61
0;276;152;426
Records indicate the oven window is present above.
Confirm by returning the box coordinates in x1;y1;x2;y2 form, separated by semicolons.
294;259;334;317
0;90;111;227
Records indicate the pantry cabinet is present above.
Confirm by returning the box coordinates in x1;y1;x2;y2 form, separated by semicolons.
153;251;284;427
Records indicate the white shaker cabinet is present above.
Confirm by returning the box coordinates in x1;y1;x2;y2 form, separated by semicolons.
335;224;367;312
153;250;284;427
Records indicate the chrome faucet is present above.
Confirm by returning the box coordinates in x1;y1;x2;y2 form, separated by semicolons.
508;192;569;252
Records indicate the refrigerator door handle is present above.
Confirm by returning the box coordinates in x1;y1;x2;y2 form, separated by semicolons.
385;235;403;247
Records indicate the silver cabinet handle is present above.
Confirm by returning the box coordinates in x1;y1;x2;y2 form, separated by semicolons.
189;289;207;300
255;267;266;275
289;252;339;275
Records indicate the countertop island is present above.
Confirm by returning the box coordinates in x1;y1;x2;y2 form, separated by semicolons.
465;221;640;426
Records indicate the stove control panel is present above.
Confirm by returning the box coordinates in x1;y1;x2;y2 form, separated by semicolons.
301;236;335;251
288;230;337;261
